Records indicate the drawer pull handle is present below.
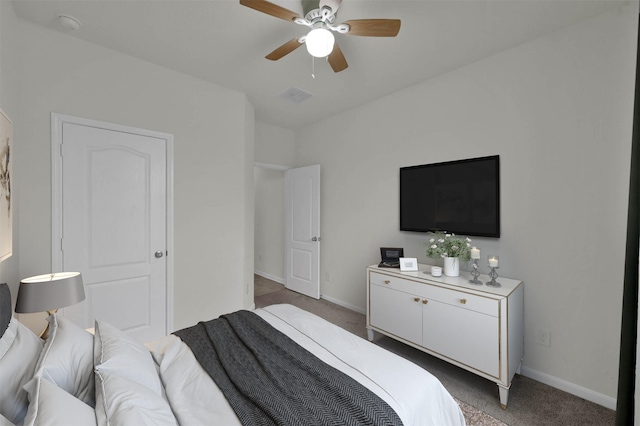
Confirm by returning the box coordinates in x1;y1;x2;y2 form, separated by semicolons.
384;280;390;285
422;299;429;304
460;299;467;304
413;297;420;302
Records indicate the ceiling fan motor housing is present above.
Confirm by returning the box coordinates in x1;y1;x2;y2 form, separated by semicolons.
305;8;336;25
302;0;336;15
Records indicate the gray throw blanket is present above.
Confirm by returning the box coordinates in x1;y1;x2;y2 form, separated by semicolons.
174;310;403;426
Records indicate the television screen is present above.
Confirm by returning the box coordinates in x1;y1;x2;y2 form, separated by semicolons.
400;155;500;238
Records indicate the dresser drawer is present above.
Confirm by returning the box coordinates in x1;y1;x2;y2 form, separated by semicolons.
369;271;400;287
369;271;498;317
423;285;498;317
369;271;426;297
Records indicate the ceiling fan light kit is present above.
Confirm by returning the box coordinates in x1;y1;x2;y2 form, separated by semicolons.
305;28;334;57
239;0;400;72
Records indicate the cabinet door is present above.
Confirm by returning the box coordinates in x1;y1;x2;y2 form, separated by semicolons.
370;283;422;343
423;300;499;377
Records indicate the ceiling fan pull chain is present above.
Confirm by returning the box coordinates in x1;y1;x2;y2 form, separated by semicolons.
311;56;316;79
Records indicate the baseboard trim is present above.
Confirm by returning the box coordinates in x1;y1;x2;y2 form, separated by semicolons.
520;366;616;410
320;294;366;315
254;270;285;285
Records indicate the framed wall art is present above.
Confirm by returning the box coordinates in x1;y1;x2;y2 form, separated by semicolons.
0;109;12;261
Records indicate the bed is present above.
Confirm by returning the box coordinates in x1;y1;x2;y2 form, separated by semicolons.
0;283;465;425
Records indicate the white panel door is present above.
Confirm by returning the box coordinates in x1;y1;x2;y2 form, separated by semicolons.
58;120;168;342
285;165;320;299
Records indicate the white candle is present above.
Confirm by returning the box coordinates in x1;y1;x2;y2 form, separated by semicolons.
488;256;499;268
470;247;480;259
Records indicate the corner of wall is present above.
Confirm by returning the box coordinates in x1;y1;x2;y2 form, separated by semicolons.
244;98;256;310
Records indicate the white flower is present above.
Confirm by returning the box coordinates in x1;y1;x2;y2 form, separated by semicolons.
429;238;435;243
466;237;471;242
438;238;444;243
431;244;437;249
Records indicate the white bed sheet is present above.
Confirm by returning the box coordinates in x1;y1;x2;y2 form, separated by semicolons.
148;304;465;426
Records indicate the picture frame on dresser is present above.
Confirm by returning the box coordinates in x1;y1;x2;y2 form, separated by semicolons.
399;257;418;271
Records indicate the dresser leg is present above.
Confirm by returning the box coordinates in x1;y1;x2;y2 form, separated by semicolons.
366;328;374;341
498;385;509;409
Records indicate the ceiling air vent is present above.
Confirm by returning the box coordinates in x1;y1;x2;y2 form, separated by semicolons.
279;87;313;104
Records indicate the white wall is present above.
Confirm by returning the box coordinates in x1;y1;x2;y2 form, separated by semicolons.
295;4;637;404
4;11;254;331
243;101;256;309
255;121;295;167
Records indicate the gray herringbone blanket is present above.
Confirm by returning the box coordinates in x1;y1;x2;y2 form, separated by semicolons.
174;310;403;426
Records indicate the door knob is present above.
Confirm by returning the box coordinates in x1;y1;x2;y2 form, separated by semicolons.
155;251;164;258
312;237;321;241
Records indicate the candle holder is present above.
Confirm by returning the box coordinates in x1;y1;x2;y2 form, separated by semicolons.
468;259;483;285
486;255;501;288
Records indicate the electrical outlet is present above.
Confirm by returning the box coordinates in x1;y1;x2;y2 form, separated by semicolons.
326;272;331;282
536;329;551;347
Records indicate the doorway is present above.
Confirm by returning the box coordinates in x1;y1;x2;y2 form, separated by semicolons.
253;163;320;300
254;165;287;284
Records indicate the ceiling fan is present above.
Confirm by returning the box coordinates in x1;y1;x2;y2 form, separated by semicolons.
239;0;401;72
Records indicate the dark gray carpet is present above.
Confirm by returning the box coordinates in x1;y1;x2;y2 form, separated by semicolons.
254;275;616;426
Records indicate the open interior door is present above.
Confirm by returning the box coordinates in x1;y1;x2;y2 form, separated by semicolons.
285;165;320;299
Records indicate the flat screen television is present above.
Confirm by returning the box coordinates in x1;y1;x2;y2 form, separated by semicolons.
400;155;500;238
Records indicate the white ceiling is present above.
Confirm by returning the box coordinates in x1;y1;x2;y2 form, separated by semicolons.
11;0;622;130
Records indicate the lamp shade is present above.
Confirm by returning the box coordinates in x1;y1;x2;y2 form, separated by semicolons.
305;28;335;58
15;272;85;313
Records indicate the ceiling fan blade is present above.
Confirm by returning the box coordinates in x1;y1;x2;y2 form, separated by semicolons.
266;38;304;60
240;0;301;22
342;19;401;37
327;43;348;72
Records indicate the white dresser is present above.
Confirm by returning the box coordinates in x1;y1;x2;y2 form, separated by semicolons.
366;264;524;408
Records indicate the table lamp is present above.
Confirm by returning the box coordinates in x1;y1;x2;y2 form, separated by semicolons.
15;272;85;338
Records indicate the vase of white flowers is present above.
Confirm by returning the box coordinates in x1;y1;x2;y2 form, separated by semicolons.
425;232;472;277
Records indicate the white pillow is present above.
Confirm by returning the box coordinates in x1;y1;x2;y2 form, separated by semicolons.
22;376;97;426
0;317;44;424
95;370;177;426
0;413;15;426
33;314;95;406
93;319;162;395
